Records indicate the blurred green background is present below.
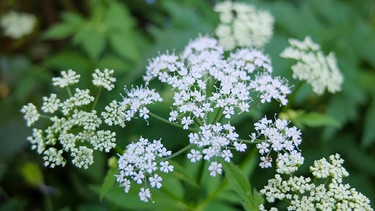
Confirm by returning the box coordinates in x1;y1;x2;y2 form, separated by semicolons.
1;0;375;210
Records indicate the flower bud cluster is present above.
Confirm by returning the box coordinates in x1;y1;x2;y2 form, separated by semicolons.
21;69;117;169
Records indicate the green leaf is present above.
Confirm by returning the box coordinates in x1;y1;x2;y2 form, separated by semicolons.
43;50;91;71
293;111;341;128
109;32;141;62
222;162;260;211
168;160;199;188
362;98;375;147
20;162;44;188
100;167;118;200
103;1;134;30
74;29;106;60
43;12;85;39
43;23;77;39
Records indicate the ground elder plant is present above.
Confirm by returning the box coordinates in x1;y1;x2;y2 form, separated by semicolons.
20;1;372;210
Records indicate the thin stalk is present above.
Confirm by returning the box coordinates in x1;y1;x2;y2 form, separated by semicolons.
157;144;193;162
149;112;199;132
211;107;224;124
66;87;73;98
91;86;102;110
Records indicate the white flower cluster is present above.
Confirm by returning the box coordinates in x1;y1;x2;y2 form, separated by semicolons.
145;35;289;128
214;1;274;50
251;116;303;173
187;123;245;177
21;69;117;169
102;86;163;127
116;137;174;202
280;36;344;95
0;11;37;39
142;35;290;175
260;154;373;211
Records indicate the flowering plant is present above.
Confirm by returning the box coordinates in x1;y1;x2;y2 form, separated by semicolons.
19;1;373;210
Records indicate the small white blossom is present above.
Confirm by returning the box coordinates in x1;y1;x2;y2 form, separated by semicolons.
149;174;162;189
41;94;60;113
71;146;94;169
187;149;202;163
208;162;222;177
21;103;40;127
121;86;163;122
280;36;344;95
116;137;173;202
27;128;45;154
92;68;116;91
139;188;152;202
214;1;274;50
52;69;80;88
101;100;126;127
252;116;302;169
43;147;66;168
160;161;174;173
0;11;37;39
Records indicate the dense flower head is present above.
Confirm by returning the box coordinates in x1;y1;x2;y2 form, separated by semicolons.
144;35;290;129
251;116;303;173
92;68;116;91
0;11;37;39
187;123;244;176
260;154;373;211
280;36;344;95
214;1;274;50
21;69;117;169
116;137;174;202
121;86;163;122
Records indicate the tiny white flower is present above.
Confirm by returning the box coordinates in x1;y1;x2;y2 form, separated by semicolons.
139;188;152;202
208;162;222;177
21;103;40;127
52;69;80;88
149;174;162;189
92;68;116;91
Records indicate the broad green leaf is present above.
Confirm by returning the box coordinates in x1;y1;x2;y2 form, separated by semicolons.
294;111;341;128
103;1;134;30
43;50;91;71
109;33;141;62
222;162;259;211
43;12;85;39
75;29;106;60
43;23;77;39
100;167;118;200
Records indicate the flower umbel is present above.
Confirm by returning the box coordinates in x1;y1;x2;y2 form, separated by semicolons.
21;69;117;169
214;1;274;50
116;137;174;202
280;36;344;95
260;154;373;211
251;116;303;173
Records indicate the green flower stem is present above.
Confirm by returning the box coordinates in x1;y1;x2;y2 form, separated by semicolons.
157;144;193;162
211;107;224;124
149;112;199;132
91;86;102;110
66;86;73;98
